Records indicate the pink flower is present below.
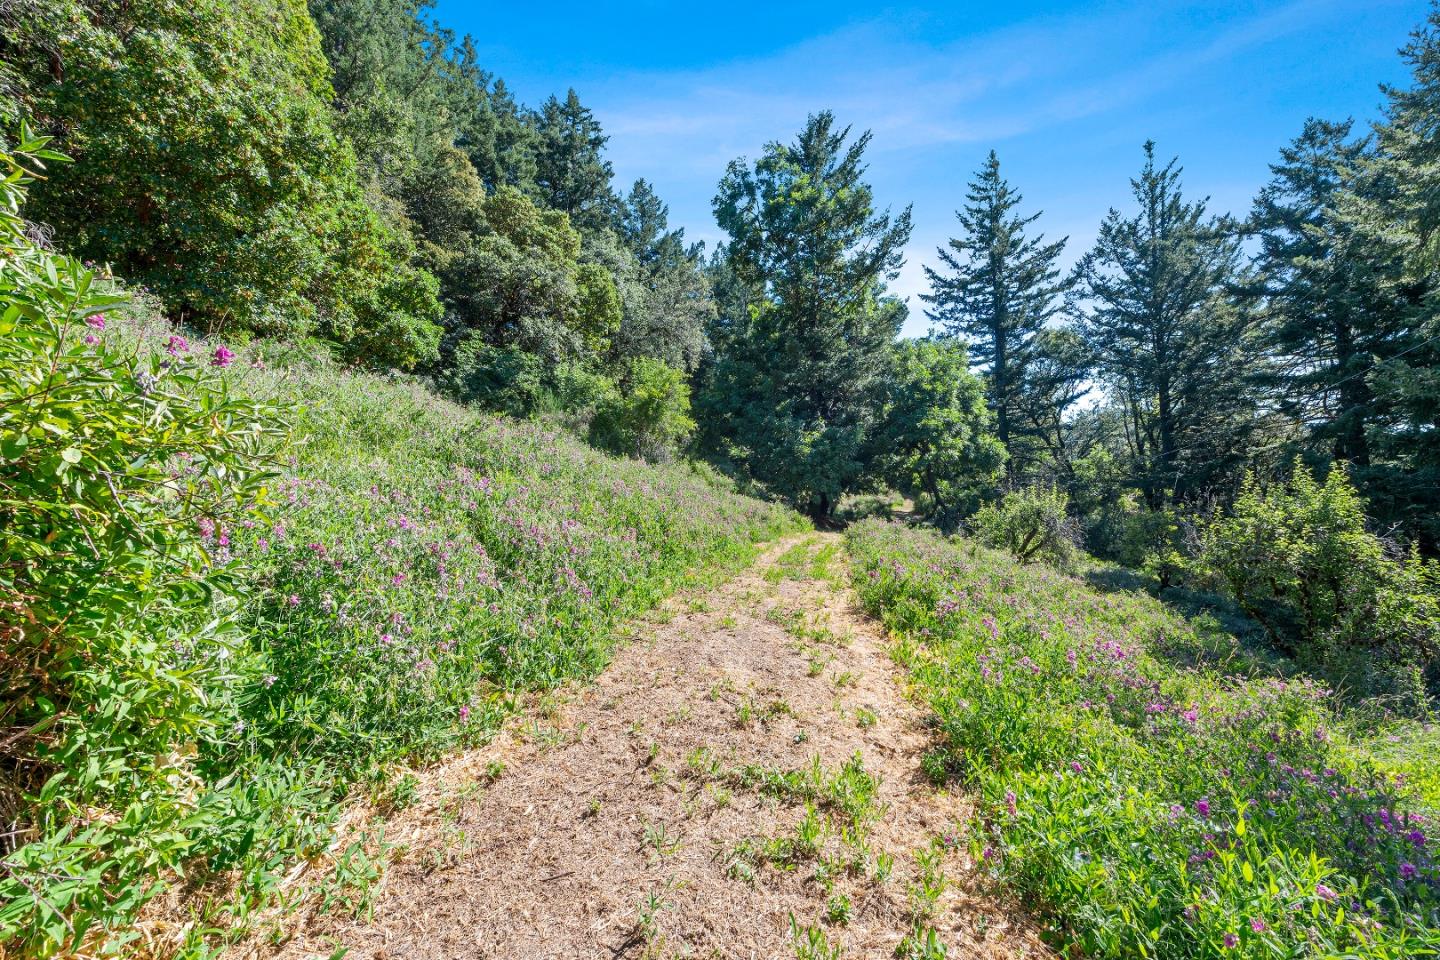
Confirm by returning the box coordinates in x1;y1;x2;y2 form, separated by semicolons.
1223;934;1238;949
212;345;236;368
458;705;471;721
1250;918;1266;933
165;335;189;356
287;594;300;606
85;313;106;330
1005;790;1017;816
1315;884;1337;902
1070;761;1084;774
83;333;99;345
1195;799;1211;817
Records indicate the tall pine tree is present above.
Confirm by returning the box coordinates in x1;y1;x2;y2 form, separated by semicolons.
1250;119;1395;468
1071;142;1258;506
702;112;912;519
1331;8;1440;544
612;179;713;371
533;89;617;236
922;151;1068;473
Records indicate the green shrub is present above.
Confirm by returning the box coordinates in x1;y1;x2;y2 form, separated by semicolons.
1112;497;1189;590
0;131;283;953
441;337;613;417
969;485;1079;566
588;356;696;461
868;337;1005;532
1198;463;1440;704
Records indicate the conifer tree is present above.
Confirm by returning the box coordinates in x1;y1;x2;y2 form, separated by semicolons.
1250;119;1393;467
922;151;1068;468
702;112;912;519
1331;9;1440;543
1071;142;1257;506
612;179;713;371
533;89;617;235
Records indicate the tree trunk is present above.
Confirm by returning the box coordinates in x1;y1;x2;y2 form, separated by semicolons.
1333;321;1372;467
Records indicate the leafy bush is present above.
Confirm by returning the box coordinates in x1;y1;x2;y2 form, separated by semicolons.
441;338;611;417
847;518;1440;959
6;0;442;364
588;356;696;461
0;132;282;953
1198;464;1440;705
1112;497;1189;590
868;337;1005;531
969;485;1079;565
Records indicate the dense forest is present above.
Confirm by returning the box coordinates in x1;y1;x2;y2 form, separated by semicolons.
2;1;1439;957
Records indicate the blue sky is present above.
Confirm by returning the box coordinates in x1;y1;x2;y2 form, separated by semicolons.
436;0;1427;336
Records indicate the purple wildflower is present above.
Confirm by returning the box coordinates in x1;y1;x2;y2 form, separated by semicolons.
165;335;189;356
1195;799;1211;817
212;345;236;368
85;313;106;330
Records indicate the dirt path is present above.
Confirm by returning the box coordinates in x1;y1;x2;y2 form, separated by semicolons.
244;533;1047;960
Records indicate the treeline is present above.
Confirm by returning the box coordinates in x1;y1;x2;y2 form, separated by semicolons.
700;9;1440;559
3;0;1438;548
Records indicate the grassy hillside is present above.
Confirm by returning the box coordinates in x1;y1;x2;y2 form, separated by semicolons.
1;317;803;956
846;518;1439;959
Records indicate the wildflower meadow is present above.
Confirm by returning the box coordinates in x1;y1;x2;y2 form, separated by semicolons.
847;519;1440;959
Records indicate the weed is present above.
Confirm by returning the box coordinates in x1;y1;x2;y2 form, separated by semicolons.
790;914;844;960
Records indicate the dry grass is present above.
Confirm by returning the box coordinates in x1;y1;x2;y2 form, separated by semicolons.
225;534;1049;960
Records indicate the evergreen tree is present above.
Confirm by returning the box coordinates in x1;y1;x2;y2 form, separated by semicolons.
1330;8;1440;544
307;0;485;187
1249;119;1397;467
1071;142;1258;506
922;151;1069;468
465;78;539;195
611;179;713;371
533;89;617;235
702;112;913;519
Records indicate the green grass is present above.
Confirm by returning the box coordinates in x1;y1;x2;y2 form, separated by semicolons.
2;330;804;957
186;361;803;946
846;518;1439;959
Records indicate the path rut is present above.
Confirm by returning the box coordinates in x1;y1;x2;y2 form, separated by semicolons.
241;533;1047;960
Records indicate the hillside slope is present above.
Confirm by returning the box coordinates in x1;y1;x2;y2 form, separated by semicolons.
1;322;803;957
847;519;1440;959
